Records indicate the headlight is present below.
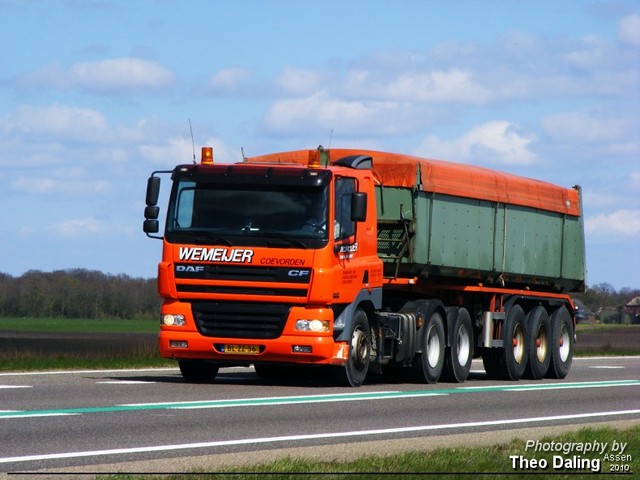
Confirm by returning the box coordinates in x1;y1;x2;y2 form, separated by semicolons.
295;319;330;333
161;314;186;326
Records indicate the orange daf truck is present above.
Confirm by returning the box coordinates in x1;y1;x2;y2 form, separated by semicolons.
143;147;585;386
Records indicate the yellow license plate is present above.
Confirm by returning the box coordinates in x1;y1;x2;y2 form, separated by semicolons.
223;344;260;355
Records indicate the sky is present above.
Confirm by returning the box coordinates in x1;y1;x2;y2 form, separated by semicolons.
0;0;638;290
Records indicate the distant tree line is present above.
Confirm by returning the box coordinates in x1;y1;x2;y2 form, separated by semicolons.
0;270;637;322
573;283;640;324
0;269;158;319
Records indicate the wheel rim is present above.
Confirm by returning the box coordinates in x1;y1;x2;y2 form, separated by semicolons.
558;324;570;362
535;325;548;363
512;324;525;364
457;325;471;366
426;324;441;368
351;326;369;372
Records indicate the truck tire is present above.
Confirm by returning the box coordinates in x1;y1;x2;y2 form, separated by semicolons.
547;307;574;379
442;308;473;383
178;360;219;383
524;306;551;379
502;304;528;380
412;310;445;384
336;309;371;387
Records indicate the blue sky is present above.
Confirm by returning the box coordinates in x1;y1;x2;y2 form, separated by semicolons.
1;0;638;290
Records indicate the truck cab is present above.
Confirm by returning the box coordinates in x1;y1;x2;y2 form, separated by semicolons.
144;148;383;386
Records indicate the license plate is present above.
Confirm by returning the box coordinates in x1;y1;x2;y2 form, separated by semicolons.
223;344;260;355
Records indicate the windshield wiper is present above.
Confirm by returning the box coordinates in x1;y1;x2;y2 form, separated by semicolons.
260;231;309;249
194;232;233;246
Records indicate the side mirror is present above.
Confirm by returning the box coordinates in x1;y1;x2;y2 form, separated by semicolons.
351;192;367;222
144;175;162;237
143;219;159;234
146;176;161;206
144;205;159;219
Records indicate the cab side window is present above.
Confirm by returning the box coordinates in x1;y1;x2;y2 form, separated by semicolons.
334;178;356;240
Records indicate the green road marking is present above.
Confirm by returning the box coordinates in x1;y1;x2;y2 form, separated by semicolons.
2;380;639;419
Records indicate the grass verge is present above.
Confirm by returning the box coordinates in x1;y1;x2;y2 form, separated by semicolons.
99;424;639;479
0;316;158;333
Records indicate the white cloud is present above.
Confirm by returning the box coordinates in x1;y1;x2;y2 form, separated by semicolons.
10;177;111;196
541;111;630;143
138;137;194;165
15;58;176;93
1;104;109;141
263;90;406;136
209;67;251;92
628;171;640;190
344;68;491;105
618;14;640;48
70;58;176;91
276;66;325;95
585;209;640;237
48;217;104;238
417;121;537;165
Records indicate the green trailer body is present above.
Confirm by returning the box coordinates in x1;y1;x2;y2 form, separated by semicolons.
376;180;586;293
242;148;586;293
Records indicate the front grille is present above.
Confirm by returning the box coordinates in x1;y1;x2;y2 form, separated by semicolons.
175;264;311;299
192;301;291;339
179;284;307;296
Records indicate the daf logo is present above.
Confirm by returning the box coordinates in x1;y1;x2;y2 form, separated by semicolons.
288;269;310;277
176;265;205;272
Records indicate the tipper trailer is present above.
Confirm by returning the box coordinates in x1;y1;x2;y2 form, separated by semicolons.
143;147;586;386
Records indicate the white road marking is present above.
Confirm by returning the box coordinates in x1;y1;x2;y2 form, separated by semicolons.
0;385;32;389
0;367;178;377
96;381;156;385
1;409;638;465
1;413;79;419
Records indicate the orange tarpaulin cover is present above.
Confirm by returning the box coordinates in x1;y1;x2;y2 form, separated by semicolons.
244;149;581;217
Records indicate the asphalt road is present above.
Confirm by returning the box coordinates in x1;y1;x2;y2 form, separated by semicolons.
1;356;639;477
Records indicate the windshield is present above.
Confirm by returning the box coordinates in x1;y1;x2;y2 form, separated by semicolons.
165;172;329;248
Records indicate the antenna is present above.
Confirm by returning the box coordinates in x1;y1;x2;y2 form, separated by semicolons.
188;119;196;164
328;129;334;150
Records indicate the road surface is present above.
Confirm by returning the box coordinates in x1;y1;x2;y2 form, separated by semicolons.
1;356;639;476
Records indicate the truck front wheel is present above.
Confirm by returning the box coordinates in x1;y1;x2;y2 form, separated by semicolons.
336;309;371;387
178;360;219;383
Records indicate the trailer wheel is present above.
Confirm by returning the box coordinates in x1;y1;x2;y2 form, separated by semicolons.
336;309;371;387
178;360;219;383
413;310;445;384
547;307;573;379
502;305;528;380
442;308;473;383
524;306;551;380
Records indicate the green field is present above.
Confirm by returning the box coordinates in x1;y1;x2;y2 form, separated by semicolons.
0;316;158;333
0;316;170;371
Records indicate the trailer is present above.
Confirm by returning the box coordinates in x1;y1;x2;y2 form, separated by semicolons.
144;147;586;386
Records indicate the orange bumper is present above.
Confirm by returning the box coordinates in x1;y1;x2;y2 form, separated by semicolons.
159;330;349;366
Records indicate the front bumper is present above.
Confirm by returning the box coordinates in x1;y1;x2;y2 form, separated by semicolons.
159;330;349;366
